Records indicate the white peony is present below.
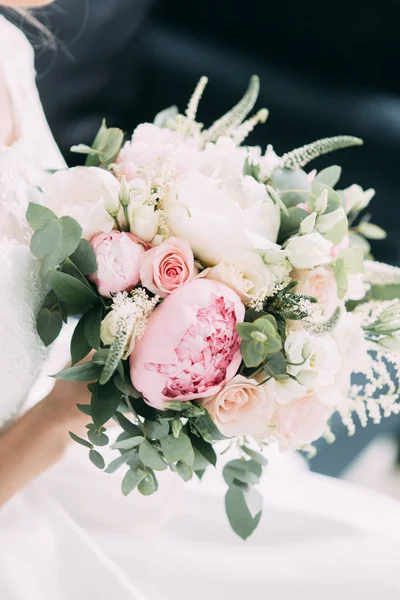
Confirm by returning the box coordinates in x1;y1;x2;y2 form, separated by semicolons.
163;171;280;266
285;232;333;269
285;329;341;391
41;166;119;240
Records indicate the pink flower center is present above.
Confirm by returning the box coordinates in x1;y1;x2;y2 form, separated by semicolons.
145;294;240;398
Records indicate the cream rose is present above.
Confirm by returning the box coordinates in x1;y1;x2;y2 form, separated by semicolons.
285;232;333;269
202;376;276;437
292;266;339;316
41;166;119;240
205;252;275;303
129;203;159;243
271;390;333;450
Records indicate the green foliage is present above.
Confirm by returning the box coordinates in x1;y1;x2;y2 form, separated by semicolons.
315;165;342;188
83;305;103;350
70;315;92;365
121;468;147;496
271;168;310;208
159;432;194;465
190;410;228;442
144;419;169;440
139;440;167;471
73;119;124;168
26;202;57;230
190;434;217;467
370;284;400;301
357;222;387;240
86;424;109;447
333;258;348;300
53;362;101;382
105;448;140;474
69;431;93;449
36;308;63;347
237;315;282;368
49;270;98;305
111;436;144;450
262;352;288;380
153;105;179;128
89;449;105;470
30;218;62;258
91;380;121;428
70;239;98;275
138;470;158;495
278;206;309;243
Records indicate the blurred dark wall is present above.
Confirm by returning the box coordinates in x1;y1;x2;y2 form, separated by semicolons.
9;0;400;264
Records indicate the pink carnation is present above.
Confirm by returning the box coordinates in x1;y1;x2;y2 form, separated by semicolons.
89;231;145;297
130;279;245;409
140;237;195;297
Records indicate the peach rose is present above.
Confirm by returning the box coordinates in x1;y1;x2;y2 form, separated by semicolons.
271;390;333;450
202;376;277;437
89;231;145;297
140;237;195;297
292;266;339;316
130;279;245;409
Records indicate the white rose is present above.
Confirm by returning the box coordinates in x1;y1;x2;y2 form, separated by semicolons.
205;252;275;303
285;329;341;390
343;184;375;214
128;203;159;243
163;171;280;265
41;167;119;239
100;310;136;359
274;377;307;405
285;232;333;269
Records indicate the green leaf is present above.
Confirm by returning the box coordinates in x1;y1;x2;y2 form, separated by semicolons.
175;461;193;482
263;352;287;379
278;206;309;243
36;308;63;346
105;448;139;474
26;202;57;231
171;419;183;438
144;419;169;440
87;428;109;447
139;440;167;471
89;449;105;469
86;120;124;167
84;305;103;350
53;362;101;382
50;270;99;305
241;446;268;466
337;247;364;274
370;284;400;301
223;460;260;487
243;486;263;519
159;433;194;465
332;258;348;300
153;105;178;128
113;375;141;398
191;435;217;467
70;144;101;156
70;315;92;365
311;182;341;213
225;485;262;540
358;222;387;240
111;436;144;450
30;218;62;258
91;380;121;428
113;412;143;437
271;168;310;208
193;412;228;442
315;165;341;188
138;470;158;496
76;404;91;416
70;239;98;275
121;467;147;496
69;431;93;449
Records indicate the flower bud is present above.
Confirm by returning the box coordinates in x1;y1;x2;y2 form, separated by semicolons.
119;175;131;207
103;184;120;218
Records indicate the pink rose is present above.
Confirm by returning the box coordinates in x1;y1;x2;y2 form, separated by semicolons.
271;390;333;450
202;376;276;437
130;279;245;409
292;266;339;316
140;237;195;297
89;231;145;297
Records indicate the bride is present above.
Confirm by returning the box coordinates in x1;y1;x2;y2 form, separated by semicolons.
2;3;400;600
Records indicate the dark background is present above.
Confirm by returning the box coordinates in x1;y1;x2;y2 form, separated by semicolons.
4;0;400;475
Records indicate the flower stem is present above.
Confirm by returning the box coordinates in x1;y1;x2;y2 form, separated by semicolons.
123;206;130;232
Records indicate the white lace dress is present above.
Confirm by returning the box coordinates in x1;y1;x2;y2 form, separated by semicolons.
2;15;400;600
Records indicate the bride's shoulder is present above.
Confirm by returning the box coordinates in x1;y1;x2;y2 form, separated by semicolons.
0;14;35;82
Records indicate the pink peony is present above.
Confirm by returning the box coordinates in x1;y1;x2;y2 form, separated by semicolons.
130;279;245;409
292;266;339;317
271;390;333;450
140;237;196;298
89;231;145;297
202;376;276;437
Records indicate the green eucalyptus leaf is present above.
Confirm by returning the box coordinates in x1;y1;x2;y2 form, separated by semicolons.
105;448;139;474
30;218;62;258
241;446;268;466
225;484;262;540
223;460;260;487
337;247;364;274
113;412;143;437
69;431;93;449
53;362;101;382
70;239;98;275
139;440;167;471
193;411;228;442
70;315;92;365
121;467;146;496
87;429;109;447
50;270;99;305
175;461;193;482
84;305;103;350
89;449;105;469
370;284;400;301
36;308;63;346
271;168;310;208
76;404;91;416
315;165;341;188
159;432;194;465
113;375;141;398
243;486;263;519
26;202;58;231
144;419;170;440
358;222;387;240
191;434;217;467
333;258;348;300
111;436;144;450
91;380;121;428
278;206;309;242
171;419;183;438
138;470;158;496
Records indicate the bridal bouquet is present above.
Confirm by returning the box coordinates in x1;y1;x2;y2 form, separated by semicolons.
27;76;400;539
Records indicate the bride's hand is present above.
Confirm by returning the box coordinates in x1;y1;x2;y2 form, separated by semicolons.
41;377;93;440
